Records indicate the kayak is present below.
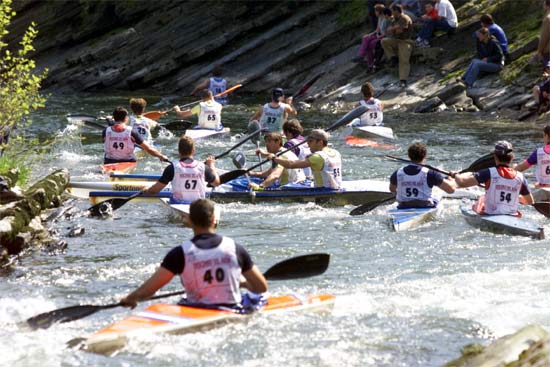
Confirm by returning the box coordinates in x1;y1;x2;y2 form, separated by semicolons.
99;162;137;175
352;125;395;140
460;206;544;240
81;293;335;355
110;173;160;182
160;198;221;226
66;181;169;199
387;205;440;231
185;127;230;140
345;136;394;149
89;179;394;206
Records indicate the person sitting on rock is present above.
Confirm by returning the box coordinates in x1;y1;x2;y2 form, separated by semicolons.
415;0;457;48
390;0;421;22
418;1;438;30
353;4;390;73
477;14;509;63
459;27;504;88
533;66;550;114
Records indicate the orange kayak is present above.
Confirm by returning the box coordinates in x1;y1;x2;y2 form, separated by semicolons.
345;136;394;149
99;161;138;175
82;293;335;355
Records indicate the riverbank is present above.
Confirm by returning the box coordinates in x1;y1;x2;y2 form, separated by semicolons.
7;0;548;121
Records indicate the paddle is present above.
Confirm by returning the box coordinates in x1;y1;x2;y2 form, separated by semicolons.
179;84;243;110
247;120;263;169
232;151;256;200
218;105;369;184
65;114;110;130
25;253;330;330
292;72;325;100
533;202;550;218
214;127;262;160
87;190;142;217
349;196;396;216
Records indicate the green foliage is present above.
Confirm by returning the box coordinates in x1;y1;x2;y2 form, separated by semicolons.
337;0;368;26
0;0;48;185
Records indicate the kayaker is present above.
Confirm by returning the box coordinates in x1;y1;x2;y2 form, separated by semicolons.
349;82;384;127
191;65;230;105
453;141;534;215
514;125;550;201
282;119;312;177
128;98;158;144
389;142;455;209
268;129;342;189
141;135;220;209
174;89;223;130
249;132;306;190
250;88;297;133
103;106;168;164
120;198;268;310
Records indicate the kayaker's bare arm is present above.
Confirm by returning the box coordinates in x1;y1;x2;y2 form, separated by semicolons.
121;267;174;308
514;161;530;172
205;156;220;187
143;181;167;195
191;79;209;96
271;155;311;169
389;182;397;193
174;106;193;119
140;140;169;162
285;97;297;116
249;106;263;122
520;193;535;205
439;178;456;194
452;172;478;188
240;265;267;294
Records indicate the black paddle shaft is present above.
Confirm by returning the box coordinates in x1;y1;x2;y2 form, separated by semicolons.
219;106;368;184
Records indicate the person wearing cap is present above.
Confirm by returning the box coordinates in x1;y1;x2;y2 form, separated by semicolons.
267;129;342;189
249;88;297;133
390;142;455;209
248;132;306;190
453;141;533;216
175;89;223;130
515;126;550;200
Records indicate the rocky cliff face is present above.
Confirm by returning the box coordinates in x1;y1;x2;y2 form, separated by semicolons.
6;0;548;120
8;0;364;96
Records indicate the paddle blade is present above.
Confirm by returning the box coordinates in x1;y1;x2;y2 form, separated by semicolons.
534;202;550;218
219;169;248;184
326;106;368;132
26;304;118;330
293;72;325;99
87;192;141;217
247;120;262;145
263;253;330;280
350;196;396;216
232;152;246;169
143;111;168;121
461;153;494;174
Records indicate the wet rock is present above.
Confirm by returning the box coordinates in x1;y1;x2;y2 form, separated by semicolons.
412;96;445;113
444;325;548;367
412;47;444;63
434;83;467;104
67;226;85;237
509;37;539;62
497;93;533;110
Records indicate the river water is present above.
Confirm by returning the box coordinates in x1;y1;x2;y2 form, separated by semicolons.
1;94;549;367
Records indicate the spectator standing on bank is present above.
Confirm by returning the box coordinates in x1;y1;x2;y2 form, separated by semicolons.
415;0;458;47
381;4;414;88
460;27;504;88
537;0;550;69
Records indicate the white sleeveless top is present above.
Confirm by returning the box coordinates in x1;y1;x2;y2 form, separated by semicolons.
287;137;312;177
395;166;433;202
170;159;207;202
198;101;222;129
129;115;155;143
277;149;306;185
535;146;550;185
104;125;136;161
260;103;287;132
180;237;241;305
484;167;523;215
359;98;383;126
313;148;342;189
209;77;228;104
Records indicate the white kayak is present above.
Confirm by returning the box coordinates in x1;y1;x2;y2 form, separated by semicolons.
460;206;544;240
67;181;169;199
388;205;440;231
185;127;230;140
352;125;395;140
160;198;221;226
